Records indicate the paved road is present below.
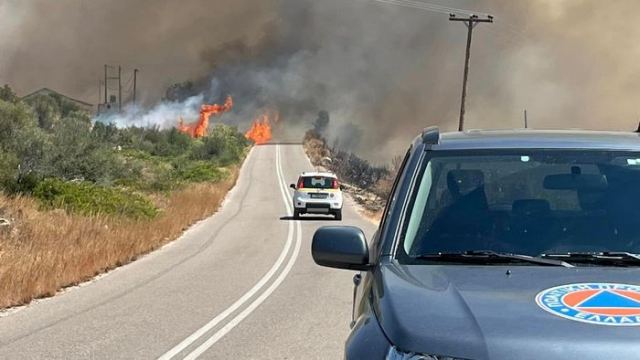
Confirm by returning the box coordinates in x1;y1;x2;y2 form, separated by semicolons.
0;145;377;359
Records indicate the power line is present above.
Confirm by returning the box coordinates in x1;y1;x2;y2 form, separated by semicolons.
372;0;462;15
371;0;486;16
400;0;487;15
122;72;134;89
368;0;529;132
370;0;528;43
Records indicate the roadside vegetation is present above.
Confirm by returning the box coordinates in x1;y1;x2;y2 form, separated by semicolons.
0;85;249;309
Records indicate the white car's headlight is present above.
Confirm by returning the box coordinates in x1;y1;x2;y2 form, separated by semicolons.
386;346;465;360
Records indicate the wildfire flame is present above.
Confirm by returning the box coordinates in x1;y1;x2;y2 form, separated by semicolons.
177;96;233;138
245;113;273;145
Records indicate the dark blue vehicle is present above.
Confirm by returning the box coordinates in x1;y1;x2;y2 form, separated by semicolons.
312;128;640;360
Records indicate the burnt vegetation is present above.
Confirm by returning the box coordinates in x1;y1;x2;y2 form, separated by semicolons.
304;111;400;201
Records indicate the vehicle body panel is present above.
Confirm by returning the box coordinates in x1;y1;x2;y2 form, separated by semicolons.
371;263;640;360
435;130;640;151
337;130;640;359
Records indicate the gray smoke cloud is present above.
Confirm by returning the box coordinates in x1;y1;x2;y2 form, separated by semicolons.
0;0;278;104
3;0;640;162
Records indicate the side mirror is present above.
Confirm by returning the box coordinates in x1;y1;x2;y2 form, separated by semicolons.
312;226;370;271
290;184;296;190
339;185;346;191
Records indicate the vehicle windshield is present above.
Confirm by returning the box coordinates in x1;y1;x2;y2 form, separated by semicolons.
299;176;337;189
400;150;640;261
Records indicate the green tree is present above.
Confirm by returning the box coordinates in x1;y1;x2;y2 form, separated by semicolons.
0;85;18;103
48;93;84;118
26;94;61;130
92;121;120;144
190;125;248;165
44;112;123;183
0;151;19;188
0;100;50;192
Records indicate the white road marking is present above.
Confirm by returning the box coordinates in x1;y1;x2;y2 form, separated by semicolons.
158;145;300;360
182;145;302;359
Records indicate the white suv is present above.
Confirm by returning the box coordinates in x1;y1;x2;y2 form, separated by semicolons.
289;172;344;220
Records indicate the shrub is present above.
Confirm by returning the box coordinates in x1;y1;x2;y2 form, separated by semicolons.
0;100;41;150
0;86;248;196
3;172;41;195
0;100;50;182
190;125;248;165
33;178;158;219
44;113;124;182
25;94;62;130
174;162;226;183
0;151;19;187
0;84;18;103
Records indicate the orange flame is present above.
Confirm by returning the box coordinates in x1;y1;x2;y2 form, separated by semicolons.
177;96;233;138
245;114;273;145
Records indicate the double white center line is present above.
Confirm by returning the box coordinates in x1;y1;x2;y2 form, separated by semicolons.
158;145;302;359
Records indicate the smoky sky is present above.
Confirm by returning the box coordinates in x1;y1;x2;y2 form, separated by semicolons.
2;0;640;162
0;0;279;103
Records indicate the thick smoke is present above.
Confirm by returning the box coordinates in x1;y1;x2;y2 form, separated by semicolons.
3;0;640;161
96;95;204;128
0;0;278;104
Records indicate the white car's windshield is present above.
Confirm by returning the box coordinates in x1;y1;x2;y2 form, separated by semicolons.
401;150;640;259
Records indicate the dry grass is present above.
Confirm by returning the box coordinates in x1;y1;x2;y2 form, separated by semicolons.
0;167;239;309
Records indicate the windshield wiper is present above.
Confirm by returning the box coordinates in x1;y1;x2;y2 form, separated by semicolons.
415;250;573;267
541;252;640;266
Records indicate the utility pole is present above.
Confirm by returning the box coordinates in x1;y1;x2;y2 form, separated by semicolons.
524;109;528;128
118;65;122;112
98;79;102;115
449;14;493;131
104;65;108;104
133;68;139;105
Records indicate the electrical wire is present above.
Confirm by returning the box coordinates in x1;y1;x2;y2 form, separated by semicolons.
371;0;486;16
398;0;487;15
369;0;530;43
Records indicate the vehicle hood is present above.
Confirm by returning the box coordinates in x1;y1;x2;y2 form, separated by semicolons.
374;264;640;360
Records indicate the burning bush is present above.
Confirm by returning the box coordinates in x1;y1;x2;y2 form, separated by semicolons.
177;96;233;138
244;113;274;145
0;85;250;214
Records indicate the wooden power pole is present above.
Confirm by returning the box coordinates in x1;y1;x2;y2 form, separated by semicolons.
133;69;139;105
449;14;493;131
118;66;122;112
104;65;108;104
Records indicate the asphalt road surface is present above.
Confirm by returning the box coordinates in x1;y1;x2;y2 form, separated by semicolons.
0;144;377;359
